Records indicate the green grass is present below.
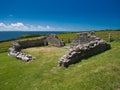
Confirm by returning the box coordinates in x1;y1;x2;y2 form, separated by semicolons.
58;32;77;43
0;30;120;90
57;30;120;43
95;30;120;42
0;41;12;53
0;42;120;90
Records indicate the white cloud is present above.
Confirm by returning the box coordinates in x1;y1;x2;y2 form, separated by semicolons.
0;22;66;31
11;22;24;27
0;23;6;27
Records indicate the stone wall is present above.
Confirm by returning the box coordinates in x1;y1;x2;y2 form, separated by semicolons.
58;32;111;67
8;34;65;62
46;34;65;47
13;36;47;51
70;32;98;47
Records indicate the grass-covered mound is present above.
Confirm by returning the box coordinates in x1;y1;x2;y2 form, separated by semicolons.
0;42;120;90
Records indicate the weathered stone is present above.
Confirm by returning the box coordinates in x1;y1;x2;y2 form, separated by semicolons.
58;32;111;67
46;34;65;47
8;34;65;62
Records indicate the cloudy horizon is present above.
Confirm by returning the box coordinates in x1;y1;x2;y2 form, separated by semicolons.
0;22;119;31
0;22;68;31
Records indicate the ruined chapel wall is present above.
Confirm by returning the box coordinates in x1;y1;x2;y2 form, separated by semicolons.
58;32;111;67
14;36;47;49
8;34;65;62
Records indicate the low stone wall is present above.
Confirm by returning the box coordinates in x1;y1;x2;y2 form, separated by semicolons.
12;36;47;51
8;34;65;62
58;32;111;67
8;50;35;62
17;37;47;49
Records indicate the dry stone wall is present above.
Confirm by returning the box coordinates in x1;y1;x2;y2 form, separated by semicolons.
8;34;65;62
58;32;111;67
46;34;65;47
13;36;47;51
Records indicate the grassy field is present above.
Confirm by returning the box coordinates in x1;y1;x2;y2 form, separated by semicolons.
0;30;120;90
0;43;120;90
57;30;120;43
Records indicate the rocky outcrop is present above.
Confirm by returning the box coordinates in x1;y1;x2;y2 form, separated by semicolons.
8;34;65;62
58;32;111;67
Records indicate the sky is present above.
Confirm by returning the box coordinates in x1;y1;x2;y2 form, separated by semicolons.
0;0;120;31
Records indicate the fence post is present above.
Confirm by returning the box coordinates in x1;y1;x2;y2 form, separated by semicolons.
108;33;111;42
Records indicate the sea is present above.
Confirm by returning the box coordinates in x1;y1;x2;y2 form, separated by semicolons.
0;31;68;41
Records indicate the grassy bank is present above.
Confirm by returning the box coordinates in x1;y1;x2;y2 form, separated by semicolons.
0;30;120;90
0;42;120;90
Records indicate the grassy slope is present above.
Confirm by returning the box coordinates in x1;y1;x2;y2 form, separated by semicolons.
57;30;120;43
0;30;120;90
0;42;120;90
95;30;120;41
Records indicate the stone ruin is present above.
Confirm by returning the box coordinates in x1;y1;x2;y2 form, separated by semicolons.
58;32;111;67
46;34;65;47
8;34;65;62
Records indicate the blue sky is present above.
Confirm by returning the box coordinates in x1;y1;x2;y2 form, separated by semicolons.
0;0;120;31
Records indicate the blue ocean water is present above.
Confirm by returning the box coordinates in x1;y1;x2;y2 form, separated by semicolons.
0;31;66;41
